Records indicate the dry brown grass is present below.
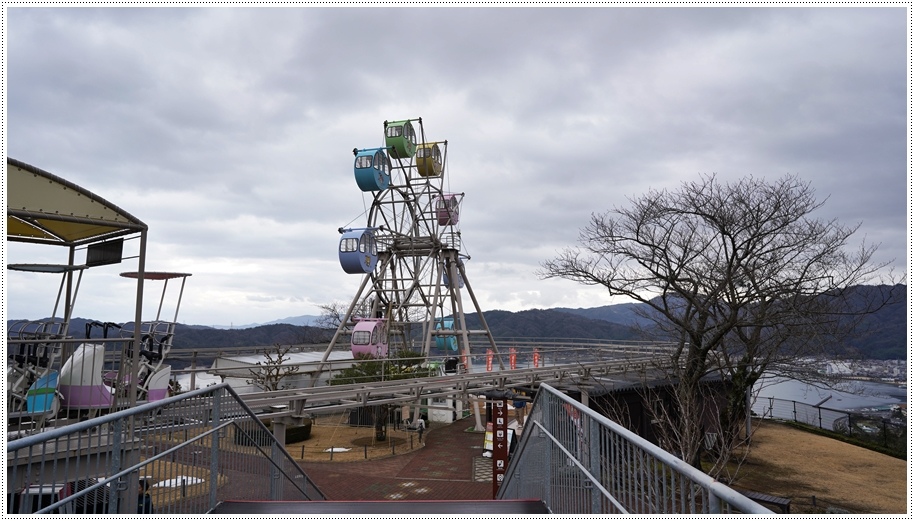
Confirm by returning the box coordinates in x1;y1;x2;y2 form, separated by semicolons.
733;420;907;514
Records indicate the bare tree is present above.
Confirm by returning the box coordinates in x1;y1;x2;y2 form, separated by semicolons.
316;301;350;331
541;174;900;476
246;343;302;392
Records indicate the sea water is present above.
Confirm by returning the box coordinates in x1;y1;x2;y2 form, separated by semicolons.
752;375;906;414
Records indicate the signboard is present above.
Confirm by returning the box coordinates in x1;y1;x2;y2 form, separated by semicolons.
491;398;509;498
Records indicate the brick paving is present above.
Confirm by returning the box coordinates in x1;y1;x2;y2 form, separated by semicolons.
300;415;495;501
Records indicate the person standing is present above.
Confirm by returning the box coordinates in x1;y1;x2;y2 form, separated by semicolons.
512;390;526;427
137;479;154;514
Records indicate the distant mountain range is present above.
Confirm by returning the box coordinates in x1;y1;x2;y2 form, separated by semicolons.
210;315;322;329
8;285;905;360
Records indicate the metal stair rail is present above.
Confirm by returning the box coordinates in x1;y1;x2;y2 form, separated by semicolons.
497;383;772;514
7;383;324;514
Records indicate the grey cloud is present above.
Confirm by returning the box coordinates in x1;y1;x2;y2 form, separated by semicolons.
7;7;905;325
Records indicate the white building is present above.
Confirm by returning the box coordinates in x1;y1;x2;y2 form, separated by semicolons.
209;350;357;393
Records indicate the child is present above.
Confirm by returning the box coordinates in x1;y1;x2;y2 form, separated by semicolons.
137;478;154;514
513;391;526;427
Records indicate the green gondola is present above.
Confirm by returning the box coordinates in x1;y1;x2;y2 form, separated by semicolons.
384;119;417;159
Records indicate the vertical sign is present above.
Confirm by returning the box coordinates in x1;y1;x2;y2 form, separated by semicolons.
492;398;509;498
509;347;517;369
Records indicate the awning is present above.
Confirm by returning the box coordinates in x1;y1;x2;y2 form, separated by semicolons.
7;157;147;247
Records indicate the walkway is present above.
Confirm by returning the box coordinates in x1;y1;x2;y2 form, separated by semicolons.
299;415;499;501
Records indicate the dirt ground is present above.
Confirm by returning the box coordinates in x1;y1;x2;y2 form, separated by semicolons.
284;415;907;514
284;413;433;463
732;420;907;514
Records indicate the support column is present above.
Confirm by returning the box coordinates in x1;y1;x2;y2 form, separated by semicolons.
270;422;287;500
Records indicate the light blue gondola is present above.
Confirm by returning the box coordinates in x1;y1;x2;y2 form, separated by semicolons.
339;228;379;274
435;318;457;352
353;147;391;192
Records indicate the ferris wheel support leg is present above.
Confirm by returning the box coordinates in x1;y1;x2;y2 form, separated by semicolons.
421;262;445;358
447;256;473;368
458;260;505;370
312;270;374;387
442;254;486;432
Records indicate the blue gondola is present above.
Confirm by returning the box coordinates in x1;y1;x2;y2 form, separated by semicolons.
353;147;391;192
435;318;457;352
339;228;378;274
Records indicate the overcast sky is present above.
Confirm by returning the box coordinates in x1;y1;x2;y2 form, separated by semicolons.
5;7;908;327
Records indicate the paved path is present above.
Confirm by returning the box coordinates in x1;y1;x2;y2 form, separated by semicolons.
300;416;498;501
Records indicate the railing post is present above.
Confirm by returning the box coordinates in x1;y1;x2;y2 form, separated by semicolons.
109;418;126;514
542;393;553;509
271;422;287;500
209;388;222;510
190;350;198;391
589;414;601;514
708;489;721;514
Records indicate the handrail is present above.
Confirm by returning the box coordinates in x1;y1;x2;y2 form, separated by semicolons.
8;382;324;514
498;383;772;514
7;383;226;451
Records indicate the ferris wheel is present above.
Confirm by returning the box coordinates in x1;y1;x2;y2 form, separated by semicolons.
325;118;500;368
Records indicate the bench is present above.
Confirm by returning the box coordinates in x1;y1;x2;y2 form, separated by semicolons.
736;489;791;514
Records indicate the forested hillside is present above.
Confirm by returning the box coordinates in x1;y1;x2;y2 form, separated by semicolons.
461;309;642;340
9;285;904;359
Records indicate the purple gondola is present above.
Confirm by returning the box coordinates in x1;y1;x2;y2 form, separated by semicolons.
339;228;378;274
351;318;389;358
435;193;460;226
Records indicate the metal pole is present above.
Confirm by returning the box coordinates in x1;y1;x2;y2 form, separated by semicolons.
708;490;721;514
190;351;197;391
271;422;286;500
129;230;148;411
209;389;222;510
589;414;601;513
457;260;505;369
422;257;444;357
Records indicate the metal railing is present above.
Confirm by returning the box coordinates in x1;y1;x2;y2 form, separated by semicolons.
7;383;323;514
497;383;772;514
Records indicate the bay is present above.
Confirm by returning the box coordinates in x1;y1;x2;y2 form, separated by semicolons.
752;375;906;413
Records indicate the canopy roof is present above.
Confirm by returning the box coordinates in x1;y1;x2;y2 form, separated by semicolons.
7;157;147;247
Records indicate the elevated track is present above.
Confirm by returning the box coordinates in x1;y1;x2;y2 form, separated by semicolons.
229;345;675;420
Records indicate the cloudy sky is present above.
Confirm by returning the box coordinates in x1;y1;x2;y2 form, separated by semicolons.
6;7;907;327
